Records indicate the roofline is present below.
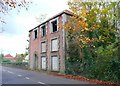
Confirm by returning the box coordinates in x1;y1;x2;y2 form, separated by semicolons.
29;10;73;32
4;54;13;57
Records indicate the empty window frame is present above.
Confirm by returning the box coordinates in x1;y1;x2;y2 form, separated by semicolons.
50;18;58;33
41;42;46;53
34;29;38;39
41;24;47;37
52;20;57;32
51;38;58;52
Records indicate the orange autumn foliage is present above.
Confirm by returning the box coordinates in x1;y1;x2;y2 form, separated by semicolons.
62;0;101;48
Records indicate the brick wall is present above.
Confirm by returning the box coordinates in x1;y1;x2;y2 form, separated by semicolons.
29;13;68;72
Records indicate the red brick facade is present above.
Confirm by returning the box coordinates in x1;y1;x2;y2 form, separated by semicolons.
29;10;72;72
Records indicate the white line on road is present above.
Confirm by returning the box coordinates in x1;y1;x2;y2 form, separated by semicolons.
37;81;45;84
7;71;10;73
18;75;22;77
10;72;14;74
7;71;14;74
25;77;30;80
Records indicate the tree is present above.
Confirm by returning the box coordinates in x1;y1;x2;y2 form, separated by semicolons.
0;53;4;62
64;0;120;82
0;0;32;13
64;0;119;57
0;0;31;19
68;0;119;51
0;0;32;33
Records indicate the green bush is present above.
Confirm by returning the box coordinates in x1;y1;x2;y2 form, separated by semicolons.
87;44;120;82
2;59;11;64
65;41;120;82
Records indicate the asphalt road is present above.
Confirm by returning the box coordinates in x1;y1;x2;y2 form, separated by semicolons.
1;66;92;86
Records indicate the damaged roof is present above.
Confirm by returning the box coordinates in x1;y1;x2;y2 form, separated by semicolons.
29;10;73;32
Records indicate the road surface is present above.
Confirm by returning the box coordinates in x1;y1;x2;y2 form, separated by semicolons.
1;66;92;86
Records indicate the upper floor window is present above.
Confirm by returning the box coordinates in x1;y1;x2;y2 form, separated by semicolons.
41;24;47;37
41;42;46;53
51;38;58;52
52;20;57;32
34;29;38;39
50;18;59;33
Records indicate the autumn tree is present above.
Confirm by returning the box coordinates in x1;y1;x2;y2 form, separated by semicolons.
64;0;119;60
66;0;119;47
0;0;32;33
0;0;31;20
64;0;120;82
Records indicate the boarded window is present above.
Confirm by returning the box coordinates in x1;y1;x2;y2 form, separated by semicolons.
51;38;58;51
51;56;59;71
41;57;47;70
41;42;46;53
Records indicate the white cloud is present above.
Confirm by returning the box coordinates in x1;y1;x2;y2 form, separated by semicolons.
0;34;28;56
14;15;39;31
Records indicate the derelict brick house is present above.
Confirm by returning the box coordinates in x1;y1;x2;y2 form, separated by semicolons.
29;10;72;72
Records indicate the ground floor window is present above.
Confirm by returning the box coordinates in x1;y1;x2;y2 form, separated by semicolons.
41;56;47;70
51;56;59;71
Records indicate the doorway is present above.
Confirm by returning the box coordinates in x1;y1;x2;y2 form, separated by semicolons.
34;54;38;70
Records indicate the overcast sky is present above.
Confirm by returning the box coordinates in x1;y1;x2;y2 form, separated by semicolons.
0;0;69;56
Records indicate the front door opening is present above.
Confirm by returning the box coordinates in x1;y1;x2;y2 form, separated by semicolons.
34;54;38;70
